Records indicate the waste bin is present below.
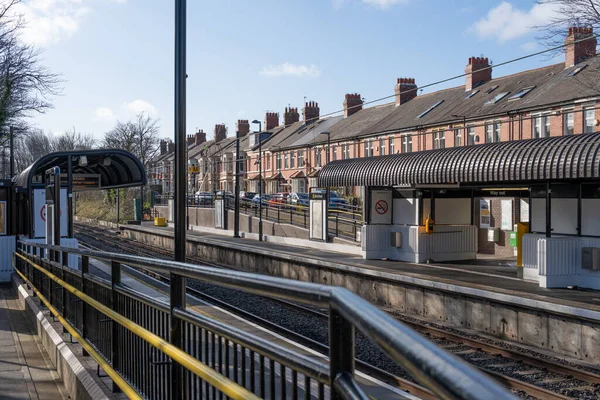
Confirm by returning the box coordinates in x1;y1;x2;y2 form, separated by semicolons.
133;198;142;221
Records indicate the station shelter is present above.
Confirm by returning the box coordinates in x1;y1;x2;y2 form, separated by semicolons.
319;133;600;290
0;149;146;282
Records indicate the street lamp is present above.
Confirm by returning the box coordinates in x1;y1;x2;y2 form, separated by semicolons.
252;119;263;241
233;130;241;238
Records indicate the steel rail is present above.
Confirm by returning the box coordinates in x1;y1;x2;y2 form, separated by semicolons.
15;252;259;400
12;267;143;400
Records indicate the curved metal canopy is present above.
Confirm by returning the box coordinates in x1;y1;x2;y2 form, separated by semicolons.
319;133;600;187
15;149;147;190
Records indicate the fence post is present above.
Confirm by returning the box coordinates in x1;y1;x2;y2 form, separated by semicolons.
111;261;122;393
329;307;355;400
277;205;280;223
81;256;89;357
336;215;339;237
61;250;69;333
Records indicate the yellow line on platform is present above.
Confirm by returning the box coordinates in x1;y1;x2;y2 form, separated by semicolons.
13;263;142;400
14;252;260;400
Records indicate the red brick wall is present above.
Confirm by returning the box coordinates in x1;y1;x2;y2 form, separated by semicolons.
474;197;521;257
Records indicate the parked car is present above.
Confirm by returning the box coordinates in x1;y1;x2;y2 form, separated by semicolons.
314;190;348;208
194;191;214;205
240;191;257;202
251;194;272;208
269;192;290;205
288;192;309;207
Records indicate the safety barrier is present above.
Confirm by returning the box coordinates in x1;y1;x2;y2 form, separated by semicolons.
14;241;515;400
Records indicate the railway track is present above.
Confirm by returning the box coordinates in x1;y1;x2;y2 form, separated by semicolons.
74;223;600;399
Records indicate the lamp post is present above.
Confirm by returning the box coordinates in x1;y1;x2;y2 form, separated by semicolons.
233;130;241;238
252;119;263;241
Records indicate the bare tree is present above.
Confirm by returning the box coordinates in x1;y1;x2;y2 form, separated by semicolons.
52;127;96;152
12;128;51;172
536;1;600;48
0;0;61;132
103;113;160;167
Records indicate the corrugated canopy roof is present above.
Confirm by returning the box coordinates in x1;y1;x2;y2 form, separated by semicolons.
319;133;600;187
15;149;146;190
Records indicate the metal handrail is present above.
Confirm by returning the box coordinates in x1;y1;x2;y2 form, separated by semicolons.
14;251;259;400
19;241;515;400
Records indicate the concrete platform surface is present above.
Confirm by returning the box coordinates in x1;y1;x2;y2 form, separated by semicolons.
130;224;600;313
0;285;67;400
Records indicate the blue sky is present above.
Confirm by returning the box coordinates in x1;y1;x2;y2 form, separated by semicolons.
17;0;561;141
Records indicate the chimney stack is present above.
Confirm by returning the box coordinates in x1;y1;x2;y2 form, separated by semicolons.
264;112;279;130
186;134;195;146
395;78;418;106
160;140;167;155
236;119;250;136
194;129;206;146
168;141;175;153
465;57;491;91
302;101;320;124
283;107;299;126
565;27;597;67
214;124;227;143
344;93;363;117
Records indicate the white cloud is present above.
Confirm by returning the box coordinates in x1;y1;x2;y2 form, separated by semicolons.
124;99;158;117
94;106;115;121
12;0;127;45
471;1;558;42
260;63;321;78
360;0;408;8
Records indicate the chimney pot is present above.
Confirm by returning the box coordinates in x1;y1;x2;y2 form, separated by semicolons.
465;56;492;91
302;100;320;124
344;93;363;117
395;77;418;106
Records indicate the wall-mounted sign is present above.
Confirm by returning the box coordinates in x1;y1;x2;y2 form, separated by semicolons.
479;199;491;228
34;189;67;239
60;174;101;190
188;166;200;173
369;189;392;225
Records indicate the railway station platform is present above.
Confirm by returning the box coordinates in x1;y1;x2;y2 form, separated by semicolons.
0;285;67;400
116;222;600;365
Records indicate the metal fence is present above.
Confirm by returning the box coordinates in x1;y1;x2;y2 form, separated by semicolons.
14;241;515;400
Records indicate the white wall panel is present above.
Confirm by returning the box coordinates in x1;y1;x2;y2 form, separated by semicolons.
392;198;418;225
435;198;471;225
531;198;546;233
551;198;577;235
582;199;600;236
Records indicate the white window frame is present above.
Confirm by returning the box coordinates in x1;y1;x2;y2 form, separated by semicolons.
297;151;304;167
379;138;385;155
467;126;475;145
401;134;412;153
584;107;595;133
388;137;395;154
563;108;574;135
454;128;462;146
532;113;550;138
433;130;445;149
284;153;289;169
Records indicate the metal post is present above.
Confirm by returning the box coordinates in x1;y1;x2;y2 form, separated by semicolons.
172;0;187;398
116;189;120;223
329;307;354;400
67;156;73;238
258;127;263;241
577;183;582;237
9;126;14;178
546;182;551;238
81;255;89;357
234;130;241;238
111;261;121;393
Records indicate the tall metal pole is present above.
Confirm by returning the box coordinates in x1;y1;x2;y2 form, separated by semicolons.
67;156;73;238
258;123;263;241
9;126;14;178
171;0;187;399
140;131;144;221
234;130;241;238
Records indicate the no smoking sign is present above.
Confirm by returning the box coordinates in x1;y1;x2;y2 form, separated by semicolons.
375;200;388;215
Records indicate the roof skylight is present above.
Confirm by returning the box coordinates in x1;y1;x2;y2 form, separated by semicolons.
508;86;535;100
485;85;499;94
465;90;479;99
417;100;444;118
484;92;510;105
567;64;587;76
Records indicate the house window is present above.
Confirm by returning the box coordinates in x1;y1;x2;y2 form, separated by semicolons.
267;155;271;170
584;107;595;133
276;153;282;170
401;135;412;153
315;149;322;167
563;111;574;135
389;137;395;154
342;144;350;160
290;152;295;168
486;122;501;143
533;115;550;138
433;131;445;149
332;146;337;161
284;153;289;169
364;140;374;157
454;128;462;146
297;150;304;167
379;138;385;155
467;126;475;145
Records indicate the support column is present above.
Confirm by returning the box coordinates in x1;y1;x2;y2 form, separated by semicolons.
546;182;552;238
